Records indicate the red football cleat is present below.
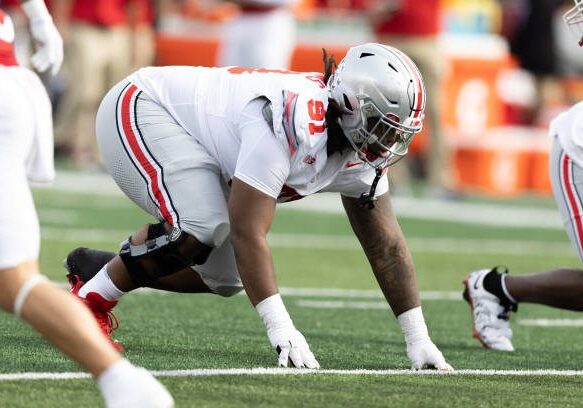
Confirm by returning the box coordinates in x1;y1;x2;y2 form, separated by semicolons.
69;275;125;352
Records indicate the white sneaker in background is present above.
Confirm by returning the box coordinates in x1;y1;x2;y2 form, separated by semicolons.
462;268;515;352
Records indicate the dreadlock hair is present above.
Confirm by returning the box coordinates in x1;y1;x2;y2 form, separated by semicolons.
322;49;350;155
322;48;337;85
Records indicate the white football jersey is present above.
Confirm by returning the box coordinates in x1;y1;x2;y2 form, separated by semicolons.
127;66;388;203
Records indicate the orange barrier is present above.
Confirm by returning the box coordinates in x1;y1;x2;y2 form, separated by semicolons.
155;34;348;72
451;127;550;196
442;55;517;131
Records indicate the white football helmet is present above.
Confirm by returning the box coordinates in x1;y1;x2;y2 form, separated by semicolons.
328;42;426;168
564;0;583;46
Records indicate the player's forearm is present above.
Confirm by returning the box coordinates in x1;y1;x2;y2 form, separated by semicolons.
342;194;420;316
367;234;421;316
231;233;279;306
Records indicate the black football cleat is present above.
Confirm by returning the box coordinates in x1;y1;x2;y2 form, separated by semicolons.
65;247;117;286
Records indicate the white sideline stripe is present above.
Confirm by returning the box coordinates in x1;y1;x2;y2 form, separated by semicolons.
4;368;583;381
518;318;583;327
295;298;462;310
42;171;564;229
297;300;388;310
40;228;574;256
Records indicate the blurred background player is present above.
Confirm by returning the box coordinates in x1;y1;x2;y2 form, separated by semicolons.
462;0;583;353
50;0;155;168
64;43;452;371
366;0;454;197
217;0;298;69
0;3;173;406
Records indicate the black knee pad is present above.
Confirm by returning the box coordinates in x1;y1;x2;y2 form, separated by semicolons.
119;222;213;287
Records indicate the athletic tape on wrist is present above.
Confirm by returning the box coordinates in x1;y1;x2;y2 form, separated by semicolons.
397;306;429;345
255;293;294;331
13;274;49;317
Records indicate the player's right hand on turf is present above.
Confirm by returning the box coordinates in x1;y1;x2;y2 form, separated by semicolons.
267;326;320;369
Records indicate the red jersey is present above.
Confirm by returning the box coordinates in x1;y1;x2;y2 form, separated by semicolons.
69;0;129;26
374;0;441;37
0;9;17;66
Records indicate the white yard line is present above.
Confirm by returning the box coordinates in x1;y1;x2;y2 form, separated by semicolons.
518;319;583;327
41;228;574;256
3;368;583;382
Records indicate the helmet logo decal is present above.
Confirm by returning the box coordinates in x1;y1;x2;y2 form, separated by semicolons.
303;155;316;165
359;52;375;58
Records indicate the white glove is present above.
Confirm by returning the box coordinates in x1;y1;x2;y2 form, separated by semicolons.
398;306;454;371
21;0;63;75
256;293;320;369
406;338;453;371
267;326;320;369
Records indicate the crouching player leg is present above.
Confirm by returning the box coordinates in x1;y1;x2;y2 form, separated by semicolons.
77;80;318;368
0;261;174;408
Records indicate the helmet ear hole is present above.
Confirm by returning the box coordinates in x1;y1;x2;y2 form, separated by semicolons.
343;94;353;111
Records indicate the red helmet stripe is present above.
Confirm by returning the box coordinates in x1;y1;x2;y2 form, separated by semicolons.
386;46;425;120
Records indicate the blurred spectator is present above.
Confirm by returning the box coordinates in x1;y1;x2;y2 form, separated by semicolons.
503;0;564;127
367;0;454;197
50;0;155;168
217;0;298;69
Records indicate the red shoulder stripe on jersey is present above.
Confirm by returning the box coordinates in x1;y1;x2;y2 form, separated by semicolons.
282;90;299;156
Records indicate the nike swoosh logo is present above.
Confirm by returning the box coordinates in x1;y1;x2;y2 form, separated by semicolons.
474;279;480;290
345;161;362;168
0;14;15;44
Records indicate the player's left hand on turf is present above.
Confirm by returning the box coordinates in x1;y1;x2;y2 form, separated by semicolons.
29;18;63;75
268;326;320;369
406;339;454;371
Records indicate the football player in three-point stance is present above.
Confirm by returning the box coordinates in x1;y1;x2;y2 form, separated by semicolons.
463;0;583;352
66;43;453;371
0;3;173;407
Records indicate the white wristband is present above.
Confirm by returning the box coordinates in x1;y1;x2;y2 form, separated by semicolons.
397;306;429;345
255;293;294;332
21;0;52;22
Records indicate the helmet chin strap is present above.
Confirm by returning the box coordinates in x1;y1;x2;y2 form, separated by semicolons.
358;167;383;209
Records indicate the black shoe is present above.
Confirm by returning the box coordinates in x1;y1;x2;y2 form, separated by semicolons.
65;247;116;286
